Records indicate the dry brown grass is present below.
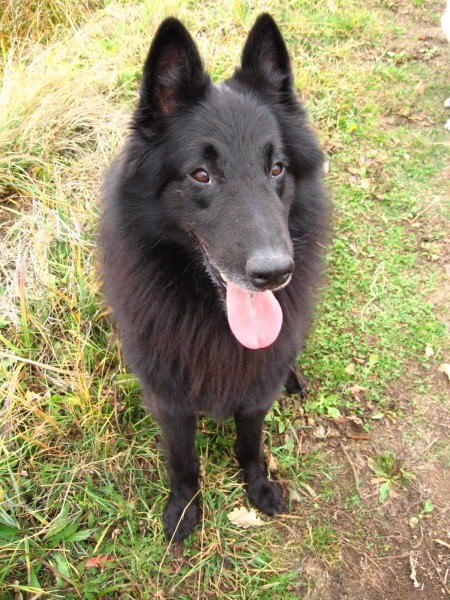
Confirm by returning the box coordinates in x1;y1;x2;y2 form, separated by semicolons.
0;0;104;58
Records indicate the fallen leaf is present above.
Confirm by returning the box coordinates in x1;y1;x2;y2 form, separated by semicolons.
371;412;384;420
425;344;434;358
409;516;419;528
108;395;125;411
326;426;341;438
291;489;302;503
267;454;279;473
438;363;450;381
345;362;355;375
85;554;111;569
347;415;363;427
228;507;264;529
414;80;426;95
313;424;327;439
348;385;366;396
409;553;421;589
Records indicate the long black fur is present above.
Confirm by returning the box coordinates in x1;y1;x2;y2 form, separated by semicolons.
100;14;329;541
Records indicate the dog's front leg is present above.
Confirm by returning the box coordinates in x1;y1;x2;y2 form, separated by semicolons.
157;411;200;541
234;410;284;515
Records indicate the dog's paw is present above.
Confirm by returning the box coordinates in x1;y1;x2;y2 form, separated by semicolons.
284;371;308;397
246;478;284;516
163;494;200;542
284;368;308;398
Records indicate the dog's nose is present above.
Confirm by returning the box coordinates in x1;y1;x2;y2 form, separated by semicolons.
246;255;294;290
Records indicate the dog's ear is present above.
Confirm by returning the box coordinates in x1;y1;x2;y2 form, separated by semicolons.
138;18;210;118
239;14;293;98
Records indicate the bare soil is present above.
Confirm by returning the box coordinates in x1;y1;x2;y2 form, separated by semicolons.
305;375;449;599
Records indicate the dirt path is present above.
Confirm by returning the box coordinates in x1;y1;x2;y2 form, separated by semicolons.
306;267;449;597
308;386;449;599
306;6;450;597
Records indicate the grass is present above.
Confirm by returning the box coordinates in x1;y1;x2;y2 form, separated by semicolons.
0;0;449;597
368;450;414;502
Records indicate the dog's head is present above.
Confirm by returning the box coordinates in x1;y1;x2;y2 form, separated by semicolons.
120;15;323;348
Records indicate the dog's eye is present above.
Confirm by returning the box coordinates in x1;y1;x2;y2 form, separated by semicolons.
190;169;210;184
271;162;284;177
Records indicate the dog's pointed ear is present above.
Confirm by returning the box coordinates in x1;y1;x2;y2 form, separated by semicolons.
138;18;210;118
239;14;293;97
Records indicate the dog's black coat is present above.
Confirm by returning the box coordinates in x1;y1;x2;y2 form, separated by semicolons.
100;14;329;541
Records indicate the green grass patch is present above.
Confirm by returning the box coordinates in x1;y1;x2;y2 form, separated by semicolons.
0;0;448;596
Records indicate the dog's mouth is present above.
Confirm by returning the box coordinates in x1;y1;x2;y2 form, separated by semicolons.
198;240;228;295
198;239;285;350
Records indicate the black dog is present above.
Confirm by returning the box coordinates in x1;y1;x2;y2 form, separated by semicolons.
100;14;329;541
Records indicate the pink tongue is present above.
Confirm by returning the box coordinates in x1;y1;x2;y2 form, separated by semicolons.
226;281;283;350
